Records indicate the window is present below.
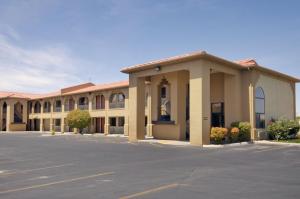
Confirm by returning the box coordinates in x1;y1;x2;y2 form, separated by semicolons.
211;103;224;127
118;117;125;127
54;100;62;112
43;101;51;113
14;102;23;123
255;87;265;128
110;117;117;126
34;101;41;113
55;119;61;127
158;78;171;121
95;95;105;109
78;97;88;110
109;93;125;109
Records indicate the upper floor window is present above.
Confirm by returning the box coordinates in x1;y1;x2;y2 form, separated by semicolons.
34;101;41;113
78;97;89;110
255;87;265;129
54;100;62;112
109;93;125;109
64;98;75;112
43;101;51;113
94;95;105;110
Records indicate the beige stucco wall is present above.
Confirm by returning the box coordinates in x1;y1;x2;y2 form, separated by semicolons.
27;87;129;134
255;73;295;123
0;98;28;131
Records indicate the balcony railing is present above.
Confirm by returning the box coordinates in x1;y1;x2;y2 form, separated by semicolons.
109;102;125;109
64;105;74;112
92;104;105;110
54;126;61;132
54;107;62;112
109;126;124;134
78;104;89;110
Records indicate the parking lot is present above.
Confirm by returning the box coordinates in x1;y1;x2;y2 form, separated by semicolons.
0;132;299;199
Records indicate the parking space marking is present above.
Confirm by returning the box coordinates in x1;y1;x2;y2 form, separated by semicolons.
0;158;38;165
119;183;187;199
0;171;114;194
1;163;74;176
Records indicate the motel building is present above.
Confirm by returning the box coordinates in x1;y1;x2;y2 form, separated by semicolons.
0;51;299;146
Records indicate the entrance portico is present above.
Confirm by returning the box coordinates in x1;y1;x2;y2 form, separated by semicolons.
122;51;246;146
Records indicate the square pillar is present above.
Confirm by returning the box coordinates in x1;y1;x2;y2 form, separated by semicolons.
6;102;11;132
189;66;211;146
128;75;145;141
146;83;153;137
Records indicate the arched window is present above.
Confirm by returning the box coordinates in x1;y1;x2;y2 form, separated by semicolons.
158;78;171;121
34;101;41;113
255;87;265;128
43;101;51;113
54;100;62;112
109;93;125;109
94;95;105;110
14;102;23;123
28;102;33;113
64;98;74;112
78;97;89;110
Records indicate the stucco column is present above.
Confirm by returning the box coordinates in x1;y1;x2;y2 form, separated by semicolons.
249;84;256;141
50;99;54;131
39;101;43;132
128;75;146;141
88;95;93;112
124;92;129;136
189;66;211;146
0;103;2;131
104;92;110;135
146;83;153;137
6;101;11;132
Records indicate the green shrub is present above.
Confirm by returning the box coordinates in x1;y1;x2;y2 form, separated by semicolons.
210;127;228;144
267;119;300;140
238;122;251;142
231;121;251;142
66;110;91;134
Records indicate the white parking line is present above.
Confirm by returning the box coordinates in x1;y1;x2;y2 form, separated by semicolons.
0;163;74;176
0;171;114;194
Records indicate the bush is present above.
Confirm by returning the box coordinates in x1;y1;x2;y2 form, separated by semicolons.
66;110;91;134
51;129;55;135
267;119;300;140
230;127;240;142
210;127;228;144
231;121;251;142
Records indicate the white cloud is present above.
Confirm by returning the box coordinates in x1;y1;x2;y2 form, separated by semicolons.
0;31;83;93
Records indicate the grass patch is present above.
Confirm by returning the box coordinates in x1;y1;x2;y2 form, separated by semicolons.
275;139;300;144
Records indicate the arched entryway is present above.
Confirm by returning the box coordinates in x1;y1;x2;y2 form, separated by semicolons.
2;102;7;131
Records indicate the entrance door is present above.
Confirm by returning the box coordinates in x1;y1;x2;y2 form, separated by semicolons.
96;118;100;133
211;103;224;127
100;117;105;133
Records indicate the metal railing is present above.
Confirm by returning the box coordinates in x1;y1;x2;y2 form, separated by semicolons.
78;104;89;110
54;107;62;112
109;126;124;134
109;102;125;109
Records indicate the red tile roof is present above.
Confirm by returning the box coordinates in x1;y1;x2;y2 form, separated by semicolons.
0;80;129;100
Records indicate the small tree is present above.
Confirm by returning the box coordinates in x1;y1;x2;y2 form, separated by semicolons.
66;110;91;134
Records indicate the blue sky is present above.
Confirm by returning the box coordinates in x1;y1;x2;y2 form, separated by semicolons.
0;0;299;115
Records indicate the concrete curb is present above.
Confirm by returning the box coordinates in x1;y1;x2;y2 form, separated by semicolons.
255;140;300;147
203;142;252;148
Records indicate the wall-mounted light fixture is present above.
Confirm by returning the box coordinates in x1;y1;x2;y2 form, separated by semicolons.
155;65;161;72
